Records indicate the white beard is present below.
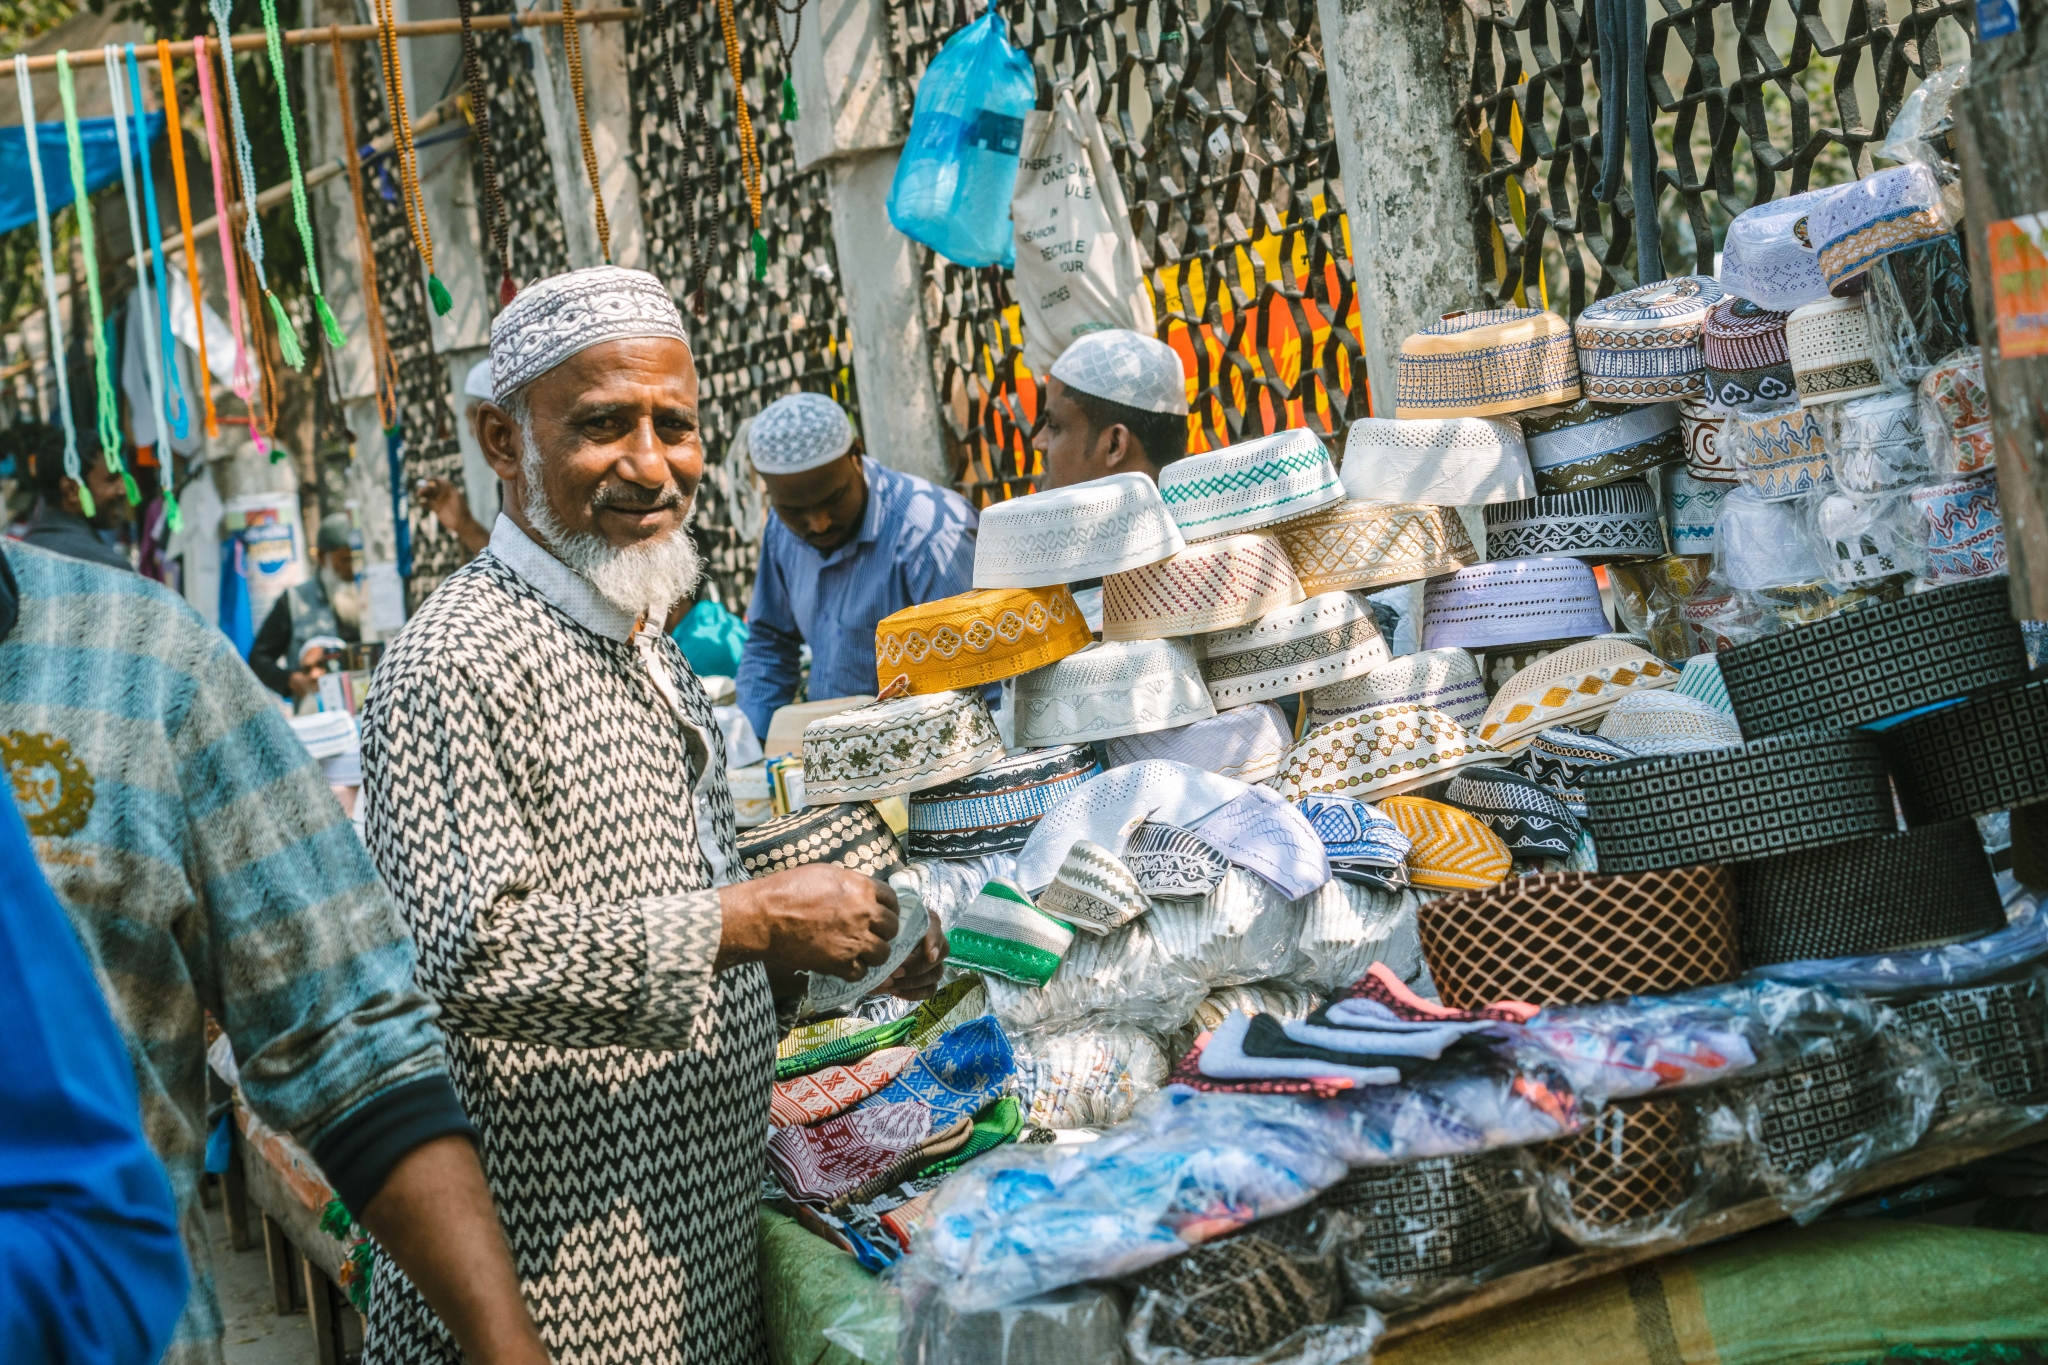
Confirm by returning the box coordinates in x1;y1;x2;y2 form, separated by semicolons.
520;422;703;621
322;566;365;632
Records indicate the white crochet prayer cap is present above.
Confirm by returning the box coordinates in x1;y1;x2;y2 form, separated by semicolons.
1049;330;1189;416
490;266;690;401
464;358;494;401
748;392;857;475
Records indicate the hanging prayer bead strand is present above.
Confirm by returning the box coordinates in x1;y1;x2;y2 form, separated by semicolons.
657;0;713;316
258;0;347;350
559;0;611;262
716;0;766;279
773;0;802;121
193;35;257;404
14;55;85;508
57;51;124;476
373;0;452;314
331;30;401;428
208;0;306;368
454;0;515;303
234;217;285;456
104;44;161;506
157;39;219;440
126;44;192;447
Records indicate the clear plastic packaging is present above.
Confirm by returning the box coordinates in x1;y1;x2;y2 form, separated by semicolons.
1883;966;2048;1138
1725;403;1834;504
1805;490;1927;584
1530;1093;1722;1248
1748;571;1908;628
1319;1148;1548;1310
1010;1026;1171;1130
1919;348;1997;476
1607;555;1714;664
1193;983;1325;1034
1746;889;2048;993
1715;485;1826;590
1318;1047;1583;1165
1151;870;1311;989
904;853;1023;934
1501;984;1769;1104
1288;880;1428;996
1679;573;1786;651
1828;391;1936;494
1865;233;1976;384
901;1282;1128;1365
982;912;1207;1038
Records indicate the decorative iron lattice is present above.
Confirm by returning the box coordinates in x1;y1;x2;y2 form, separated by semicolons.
628;0;856;609
1454;0;1975;318
467;5;576;287
886;0;1369;508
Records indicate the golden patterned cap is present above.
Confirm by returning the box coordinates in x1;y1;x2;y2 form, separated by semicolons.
877;586;1092;695
1477;637;1679;753
1379;795;1512;891
1271;704;1504;803
1271;499;1478;594
1396;308;1581;419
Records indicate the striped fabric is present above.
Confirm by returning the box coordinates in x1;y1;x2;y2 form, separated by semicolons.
0;543;448;1365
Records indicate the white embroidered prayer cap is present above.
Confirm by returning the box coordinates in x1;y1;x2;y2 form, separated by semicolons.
1341;417;1535;505
1036;840;1153;935
1011;638;1216;747
1105;702;1293;783
1718;187;1839;313
1100;532;1303;640
1271;704;1503;802
1197;591;1391;707
1474;637;1680;752
974;472;1186;588
1157;428;1343;539
1420;557;1611;651
1308;646;1488;733
1014;758;1247;892
800;691;1005;800
490;265;690;401
1595;689;1744;756
1048;329;1189;415
1718;483;1825;590
748;392;857;475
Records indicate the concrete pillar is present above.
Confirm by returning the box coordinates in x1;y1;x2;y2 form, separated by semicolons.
1316;0;1488;412
790;0;951;487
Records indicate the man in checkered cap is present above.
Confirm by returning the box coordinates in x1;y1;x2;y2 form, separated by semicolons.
1032;328;1192;489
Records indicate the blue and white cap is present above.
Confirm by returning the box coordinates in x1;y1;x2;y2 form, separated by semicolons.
748;391;856;475
1049;329;1188;415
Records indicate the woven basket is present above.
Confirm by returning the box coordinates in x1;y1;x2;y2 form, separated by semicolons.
1415;865;1741;1009
1533;1095;1699;1236
1320;1150;1545;1301
1732;1033;1897;1180
1896;976;2048;1119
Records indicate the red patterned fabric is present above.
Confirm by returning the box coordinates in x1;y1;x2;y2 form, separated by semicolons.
1330;962;1539;1023
768;1047;916;1127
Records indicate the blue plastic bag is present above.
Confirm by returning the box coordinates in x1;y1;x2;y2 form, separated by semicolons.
887;5;1036;268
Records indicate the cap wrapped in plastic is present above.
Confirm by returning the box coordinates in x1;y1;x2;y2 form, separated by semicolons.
1831;391;1933;494
1787;295;1886;404
1807;492;1921;584
1810;162;1950;295
748;391;857;474
1719;187;1838;312
1048;329;1189;415
1910;469;2007;586
1726;403;1833;503
1919;349;1995;475
1717;484;1826;591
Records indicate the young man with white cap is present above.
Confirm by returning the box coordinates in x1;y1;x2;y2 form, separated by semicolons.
1031;328;1191;489
359;267;944;1364
735;390;979;739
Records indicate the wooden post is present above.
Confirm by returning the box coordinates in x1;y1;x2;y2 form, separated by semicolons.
222;1146;252;1252
304;1259;340;1365
1954;11;2048;620
261;1214;301;1316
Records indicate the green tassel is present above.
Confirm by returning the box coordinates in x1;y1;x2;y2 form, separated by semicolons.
428;273;453;316
163;487;183;535
267;292;306;370
315;294;347;348
269;442;286;465
781;75;798;121
76;482;96;518
751;229;769;280
121;470;141;506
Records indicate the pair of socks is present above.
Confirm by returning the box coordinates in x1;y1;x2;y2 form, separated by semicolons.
1195;1011;1402;1086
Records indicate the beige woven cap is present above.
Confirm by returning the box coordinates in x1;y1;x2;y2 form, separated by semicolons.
1271;499;1478;593
1197;591;1391;707
1101;533;1304;640
1308;646;1489;733
1476;637;1681;753
1595;689;1744;756
1271;704;1504;803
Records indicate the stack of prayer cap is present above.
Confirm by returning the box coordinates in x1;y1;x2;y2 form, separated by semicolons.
1811;162;1950;295
1508;727;1637;817
1341;416;1536;505
1475;637;1680;752
1701;297;1798;409
876;585;1091;694
906;743;1100;859
972;471;1184;588
1573;276;1726;403
1378;795;1512;890
1123;823;1231;899
1271;499;1477;593
1107;702;1293;783
1036;841;1151;935
1911;470;2006;584
1421;557;1611;652
1727;403;1834;502
1519;399;1684;494
1395;308;1582;418
1674;653;1733;716
1594;690;1744;756
1811;491;1920;583
1295;795;1411;888
736;801;907;877
946;879;1076;985
1156;428;1343;541
1101;532;1303;639
1680;399;1734;480
1481;480;1665;563
802;692;1005;801
1442;765;1581;859
1012;638;1216;746
1663;467;1732;556
1197;591;1391;707
1718;187;1837;311
1833;391;1934;494
1271;705;1502;802
1786;295;1886;403
1920;351;1996;474
1307;647;1488;734
1014;758;1245;891
1718;485;1826;590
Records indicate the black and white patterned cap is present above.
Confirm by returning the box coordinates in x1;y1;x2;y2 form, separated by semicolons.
1048;329;1189;415
748;391;856;474
490;266;690;400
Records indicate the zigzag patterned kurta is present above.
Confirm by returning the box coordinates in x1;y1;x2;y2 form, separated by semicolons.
359;545;774;1364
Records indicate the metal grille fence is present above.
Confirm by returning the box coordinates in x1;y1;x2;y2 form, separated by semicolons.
885;0;1370;507
1454;0;1974;318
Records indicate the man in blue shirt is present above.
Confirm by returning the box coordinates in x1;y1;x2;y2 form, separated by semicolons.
737;393;979;738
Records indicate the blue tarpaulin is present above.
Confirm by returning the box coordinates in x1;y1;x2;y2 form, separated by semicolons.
0;113;165;237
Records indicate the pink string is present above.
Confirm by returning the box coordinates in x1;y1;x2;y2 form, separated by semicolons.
193;36;256;408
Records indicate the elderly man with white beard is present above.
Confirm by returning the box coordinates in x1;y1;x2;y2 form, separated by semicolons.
358;267;944;1365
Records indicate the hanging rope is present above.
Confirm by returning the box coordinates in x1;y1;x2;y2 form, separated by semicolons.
559;0;611;263
716;0;766;279
259;0;348;350
373;0;452;314
125;45;192;447
233;211;285;457
104;46;160;508
208;0;306;369
657;0;712;315
331;30;401;429
454;0;515;304
193;34;256;407
157;38;219;440
15;56;85;513
57;52;122;476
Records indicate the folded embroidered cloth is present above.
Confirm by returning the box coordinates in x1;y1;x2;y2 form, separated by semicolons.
1194;785;1332;900
831;1115;978;1211
1167;1032;1357;1099
770;1046;919;1127
1325;961;1540;1024
906;976;989;1048
946;879;1077;985
775;1014;919;1081
778;1014;871;1061
1196;1010;1403;1086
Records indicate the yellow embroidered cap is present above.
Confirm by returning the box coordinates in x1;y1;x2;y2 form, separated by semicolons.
1379;795;1512;891
877;586;1093;695
1476;637;1680;753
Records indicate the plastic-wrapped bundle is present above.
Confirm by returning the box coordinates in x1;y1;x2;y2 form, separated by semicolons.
1716;486;1826;591
1806;491;1924;585
981;913;1207;1037
1124;1207;1384;1365
1320;1149;1548;1310
1289;880;1427;996
1151;871;1311;989
1501;984;1766;1103
1746;891;2048;993
1607;554;1713;664
901;1283;1127;1365
902;1089;1350;1311
1919;348;1995;474
1829;391;1936;494
1531;1094;1716;1248
1193;983;1325;1034
1321;1047;1583;1165
905;853;1023;934
1887;968;2048;1131
1864;231;1975;382
1011;1027;1171;1130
